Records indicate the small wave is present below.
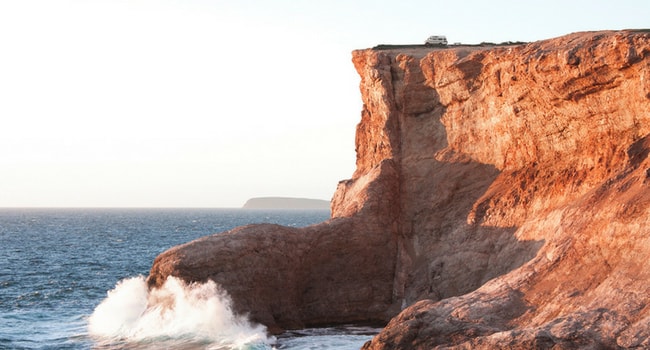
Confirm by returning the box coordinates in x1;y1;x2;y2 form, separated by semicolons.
275;326;380;350
88;276;274;349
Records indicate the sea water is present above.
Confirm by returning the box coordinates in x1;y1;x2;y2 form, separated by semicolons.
0;208;378;349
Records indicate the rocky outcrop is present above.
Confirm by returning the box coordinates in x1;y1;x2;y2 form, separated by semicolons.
148;30;650;347
148;160;402;333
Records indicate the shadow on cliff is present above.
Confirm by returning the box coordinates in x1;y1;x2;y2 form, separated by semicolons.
393;66;544;307
399;156;545;306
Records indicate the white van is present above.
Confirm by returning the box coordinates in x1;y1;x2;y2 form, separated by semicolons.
425;35;448;46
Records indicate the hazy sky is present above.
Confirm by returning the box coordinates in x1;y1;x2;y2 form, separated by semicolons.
1;0;648;207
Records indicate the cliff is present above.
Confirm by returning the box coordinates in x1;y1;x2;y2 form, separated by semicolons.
147;30;650;347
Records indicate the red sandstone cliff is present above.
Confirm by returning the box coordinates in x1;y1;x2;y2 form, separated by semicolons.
148;30;650;347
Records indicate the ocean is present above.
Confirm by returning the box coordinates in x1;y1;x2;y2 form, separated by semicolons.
0;208;379;349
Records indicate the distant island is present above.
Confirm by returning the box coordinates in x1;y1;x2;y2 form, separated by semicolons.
242;197;330;210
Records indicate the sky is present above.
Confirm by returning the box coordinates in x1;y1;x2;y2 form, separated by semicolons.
0;0;648;208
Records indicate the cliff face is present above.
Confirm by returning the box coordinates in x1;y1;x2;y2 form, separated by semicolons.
147;30;650;347
353;30;650;348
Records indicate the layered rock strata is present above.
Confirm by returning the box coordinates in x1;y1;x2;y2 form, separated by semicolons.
148;30;650;347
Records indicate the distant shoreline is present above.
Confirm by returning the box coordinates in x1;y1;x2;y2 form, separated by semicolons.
242;197;330;210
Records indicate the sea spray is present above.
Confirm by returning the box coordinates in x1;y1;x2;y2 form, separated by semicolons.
88;276;274;349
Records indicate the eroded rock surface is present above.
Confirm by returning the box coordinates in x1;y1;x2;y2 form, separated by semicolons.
148;30;650;347
358;30;650;349
148;160;401;333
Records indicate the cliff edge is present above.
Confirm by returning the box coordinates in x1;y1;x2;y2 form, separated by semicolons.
148;30;650;347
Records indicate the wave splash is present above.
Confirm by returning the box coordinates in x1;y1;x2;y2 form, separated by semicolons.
88;276;273;349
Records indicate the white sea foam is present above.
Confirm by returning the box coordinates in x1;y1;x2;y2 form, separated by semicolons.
88;276;273;349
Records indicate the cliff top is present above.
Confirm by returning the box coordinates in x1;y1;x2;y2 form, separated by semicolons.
364;29;650;58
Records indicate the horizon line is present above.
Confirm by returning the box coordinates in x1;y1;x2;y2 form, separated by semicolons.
0;206;332;210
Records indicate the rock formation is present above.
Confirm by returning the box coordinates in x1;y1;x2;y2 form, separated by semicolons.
148;30;650;347
147;160;402;333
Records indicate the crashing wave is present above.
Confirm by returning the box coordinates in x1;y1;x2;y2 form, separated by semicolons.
88;276;273;349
